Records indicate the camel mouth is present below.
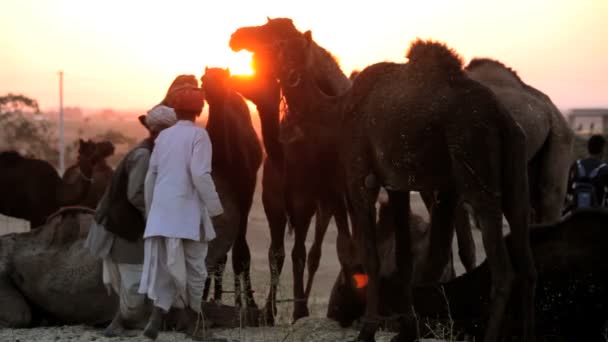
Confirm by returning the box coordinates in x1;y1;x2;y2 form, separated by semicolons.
285;69;301;87
353;273;369;289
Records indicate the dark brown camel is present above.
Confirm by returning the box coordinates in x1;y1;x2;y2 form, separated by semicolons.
329;209;608;342
0;139;98;228
230;17;357;323
200;68;263;308
465;58;574;224
228;68;342;323
273;38;536;342
63;140;115;209
423;58;575;275
225;69;291;323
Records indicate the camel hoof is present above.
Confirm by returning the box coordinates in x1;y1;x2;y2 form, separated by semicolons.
352;321;378;342
292;306;310;323
262;305;276;326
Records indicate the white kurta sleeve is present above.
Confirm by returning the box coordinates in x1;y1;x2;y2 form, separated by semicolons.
144;147;158;218
191;129;224;217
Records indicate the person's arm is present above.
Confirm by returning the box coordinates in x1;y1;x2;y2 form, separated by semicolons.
126;148;151;217
144;148;159;218
190;129;223;217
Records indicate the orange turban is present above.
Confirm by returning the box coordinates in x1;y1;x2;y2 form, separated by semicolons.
166;86;205;113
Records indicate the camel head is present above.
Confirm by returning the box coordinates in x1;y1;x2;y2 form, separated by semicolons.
92;140;115;162
161;74;199;106
275;30;315;89
229;17;305;76
200;67;231;104
76;139;97;174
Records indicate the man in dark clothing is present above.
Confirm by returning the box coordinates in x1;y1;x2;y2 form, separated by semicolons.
565;134;608;212
84;104;177;337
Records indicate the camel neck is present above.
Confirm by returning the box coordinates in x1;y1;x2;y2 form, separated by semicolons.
256;102;284;162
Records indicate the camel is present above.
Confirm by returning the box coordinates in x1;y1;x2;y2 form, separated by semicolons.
273;37;536;342
328;209;608;342
200;68;263;308
465;58;574;222
230;17;357;323
421;59;576;276
63;140;115;209
0;207;262;329
0;139;98;228
0;207;116;327
229;83;352;322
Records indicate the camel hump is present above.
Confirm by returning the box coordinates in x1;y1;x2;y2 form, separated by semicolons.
46;206;96;223
406;39;463;75
466;57;527;85
0;151;24;165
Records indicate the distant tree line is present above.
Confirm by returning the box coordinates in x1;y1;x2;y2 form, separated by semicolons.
1;93;138;169
0;93;60;167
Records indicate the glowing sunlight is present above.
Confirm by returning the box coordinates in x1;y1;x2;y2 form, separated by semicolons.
226;51;255;76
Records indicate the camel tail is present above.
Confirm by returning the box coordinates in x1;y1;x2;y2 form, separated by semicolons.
406;39;463;76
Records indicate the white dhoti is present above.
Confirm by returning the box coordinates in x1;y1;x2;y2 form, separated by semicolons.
138;237;208;313
103;259;147;322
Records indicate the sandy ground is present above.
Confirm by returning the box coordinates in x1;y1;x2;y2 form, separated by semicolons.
0;316;458;342
0;172;484;341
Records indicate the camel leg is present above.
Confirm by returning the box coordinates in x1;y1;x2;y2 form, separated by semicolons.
232;209;256;309
263;200;287;325
503;131;537;341
454;207;477;272
348;179;380;342
333;192;356;270
261;162;288;325
420;189;458;283
288;198;316;322
534;130;573;223
472;198;515;342
304;201;332;300
387;190;418;342
420;191;475;273
203;255;227;302
213;255;227;302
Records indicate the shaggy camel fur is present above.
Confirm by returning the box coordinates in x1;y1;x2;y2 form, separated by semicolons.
0;139;98;228
0;208;262;329
274;37;536;342
329;209;608;342
230;17;356;322
201;68;263;308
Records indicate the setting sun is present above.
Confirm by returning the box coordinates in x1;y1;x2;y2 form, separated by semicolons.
226;51;255;76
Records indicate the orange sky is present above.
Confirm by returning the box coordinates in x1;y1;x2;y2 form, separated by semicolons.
1;0;606;113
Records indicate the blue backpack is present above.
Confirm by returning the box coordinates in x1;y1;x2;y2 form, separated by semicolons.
572;160;607;209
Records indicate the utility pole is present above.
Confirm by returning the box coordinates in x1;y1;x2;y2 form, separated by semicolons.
58;71;65;175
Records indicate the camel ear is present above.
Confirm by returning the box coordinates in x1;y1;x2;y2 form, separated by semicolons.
138;115;148;129
304;30;313;49
205;66;208;72
304;30;313;42
267;16;271;22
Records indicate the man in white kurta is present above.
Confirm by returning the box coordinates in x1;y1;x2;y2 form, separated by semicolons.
139;83;223;340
